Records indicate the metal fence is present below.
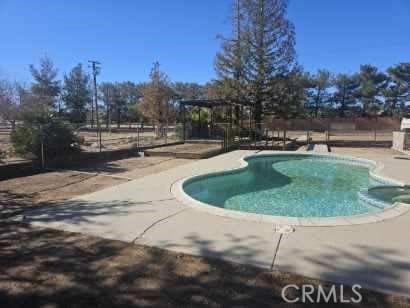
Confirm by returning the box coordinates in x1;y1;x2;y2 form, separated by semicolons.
184;116;402;152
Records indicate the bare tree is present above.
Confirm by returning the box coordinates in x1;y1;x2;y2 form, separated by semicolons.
0;79;22;130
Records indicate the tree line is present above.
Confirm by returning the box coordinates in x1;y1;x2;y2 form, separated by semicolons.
0;57;210;130
0;0;409;160
1;1;409;131
214;0;409;125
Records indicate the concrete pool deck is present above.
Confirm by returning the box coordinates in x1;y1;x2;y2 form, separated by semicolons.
20;149;410;296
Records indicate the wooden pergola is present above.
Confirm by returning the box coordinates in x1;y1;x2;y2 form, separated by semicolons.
178;99;251;140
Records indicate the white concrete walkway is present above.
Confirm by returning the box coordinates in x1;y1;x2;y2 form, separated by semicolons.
21;150;410;296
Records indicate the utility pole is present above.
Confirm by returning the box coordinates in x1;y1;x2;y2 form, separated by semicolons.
89;60;102;152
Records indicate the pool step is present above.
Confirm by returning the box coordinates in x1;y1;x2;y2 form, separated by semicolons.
357;189;391;209
298;143;330;153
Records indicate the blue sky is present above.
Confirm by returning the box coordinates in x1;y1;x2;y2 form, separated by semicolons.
0;0;409;84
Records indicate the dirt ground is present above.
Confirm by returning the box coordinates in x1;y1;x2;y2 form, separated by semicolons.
0;128;180;160
70;155;191;179
79;130;179;152
0;156;191;219
1;153;410;307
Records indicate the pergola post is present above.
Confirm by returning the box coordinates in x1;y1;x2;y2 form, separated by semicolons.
182;104;186;142
229;104;233;130
240;105;244;128
210;107;214;138
198;107;201;138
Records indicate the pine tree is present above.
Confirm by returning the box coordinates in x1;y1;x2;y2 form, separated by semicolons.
333;73;359;117
62;64;92;125
215;0;249;104
246;0;296;126
215;0;296;127
306;70;332;117
270;66;308;119
173;82;206;100
29;56;60;111
383;63;410;115
356;64;387;115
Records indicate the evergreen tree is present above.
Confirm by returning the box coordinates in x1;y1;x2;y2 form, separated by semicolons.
269;66;308;119
333;73;359;117
215;0;249;104
117;81;142;123
216;0;296;127
383;63;410;115
246;0;296;126
99;82;115;129
29;56;60;111
306;69;332;117
173;82;206;100
356;64;387;115
61;64;91;125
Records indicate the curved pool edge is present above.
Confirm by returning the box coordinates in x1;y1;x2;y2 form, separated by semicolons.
170;151;410;227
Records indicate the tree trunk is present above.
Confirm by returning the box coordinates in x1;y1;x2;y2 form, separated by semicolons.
315;88;321;118
254;101;262;131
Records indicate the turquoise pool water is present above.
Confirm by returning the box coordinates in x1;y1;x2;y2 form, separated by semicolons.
183;154;395;218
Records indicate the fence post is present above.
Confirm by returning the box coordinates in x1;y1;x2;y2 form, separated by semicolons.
374;117;378;142
306;129;309;146
137;127;140;152
265;128;269;146
327;119;331;144
39;124;45;169
41;137;45;169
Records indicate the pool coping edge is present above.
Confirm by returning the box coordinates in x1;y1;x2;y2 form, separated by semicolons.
170;151;410;227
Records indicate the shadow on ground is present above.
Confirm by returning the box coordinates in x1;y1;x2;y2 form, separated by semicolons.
277;244;410;297
0;221;409;307
0;189;140;224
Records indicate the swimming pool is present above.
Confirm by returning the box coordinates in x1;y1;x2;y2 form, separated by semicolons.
182;154;399;219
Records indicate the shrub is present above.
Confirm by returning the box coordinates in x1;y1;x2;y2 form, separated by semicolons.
11;117;81;161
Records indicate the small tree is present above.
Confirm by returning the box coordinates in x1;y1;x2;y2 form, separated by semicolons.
30;56;61;111
138;62;175;137
62;63;92;125
11;113;80;162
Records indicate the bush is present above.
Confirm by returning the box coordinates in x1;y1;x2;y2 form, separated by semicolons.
11;117;81;161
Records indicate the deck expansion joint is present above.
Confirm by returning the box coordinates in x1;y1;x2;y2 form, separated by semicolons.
132;208;190;243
